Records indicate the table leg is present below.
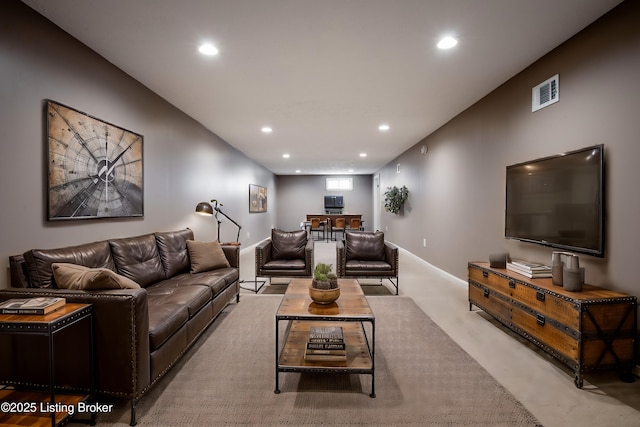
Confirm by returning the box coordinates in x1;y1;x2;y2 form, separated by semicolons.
274;318;280;394
370;319;376;398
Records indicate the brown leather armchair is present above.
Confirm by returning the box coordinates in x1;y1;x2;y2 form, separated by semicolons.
255;229;314;286
336;231;399;295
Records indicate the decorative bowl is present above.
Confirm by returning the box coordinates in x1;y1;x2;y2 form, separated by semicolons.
309;285;340;304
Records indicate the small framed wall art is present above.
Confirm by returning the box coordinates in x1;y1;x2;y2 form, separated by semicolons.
249;184;267;213
47;100;144;220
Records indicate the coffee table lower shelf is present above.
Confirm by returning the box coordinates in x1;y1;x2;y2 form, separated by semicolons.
275;320;375;397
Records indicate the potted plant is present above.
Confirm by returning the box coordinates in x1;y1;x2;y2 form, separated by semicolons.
384;185;409;214
309;263;340;304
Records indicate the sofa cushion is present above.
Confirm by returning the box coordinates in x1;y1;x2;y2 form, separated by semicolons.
147;302;189;351
186;240;230;273
155;229;194;278
109;234;166;287
52;263;140;290
168;272;231;297
345;231;385;261
146;281;211;317
271;229;307;260
23;240;116;289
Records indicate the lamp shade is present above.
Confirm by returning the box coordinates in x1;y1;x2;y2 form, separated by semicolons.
195;202;214;215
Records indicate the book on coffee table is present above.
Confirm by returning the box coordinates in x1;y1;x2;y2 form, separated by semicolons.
0;297;66;315
305;325;347;361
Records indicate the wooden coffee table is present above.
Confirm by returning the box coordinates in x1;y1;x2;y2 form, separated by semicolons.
274;278;376;397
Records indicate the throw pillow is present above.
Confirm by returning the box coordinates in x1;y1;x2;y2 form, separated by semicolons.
52;263;140;290
186;240;231;273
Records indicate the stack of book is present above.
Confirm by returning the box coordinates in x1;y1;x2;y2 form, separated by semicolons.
304;325;347;362
506;260;552;278
0;297;66;315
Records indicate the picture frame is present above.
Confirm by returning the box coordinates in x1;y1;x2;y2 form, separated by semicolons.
47;100;144;220
249;184;267;213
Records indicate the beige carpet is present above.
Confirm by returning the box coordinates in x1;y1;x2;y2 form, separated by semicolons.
95;295;541;426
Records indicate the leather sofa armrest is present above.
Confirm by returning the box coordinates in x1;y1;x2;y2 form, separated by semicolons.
336;240;346;277
255;239;272;272
221;244;240;269
9;254;29;288
0;287;150;400
384;243;399;275
304;238;314;276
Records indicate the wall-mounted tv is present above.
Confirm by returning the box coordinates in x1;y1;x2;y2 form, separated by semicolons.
505;144;604;257
324;195;344;209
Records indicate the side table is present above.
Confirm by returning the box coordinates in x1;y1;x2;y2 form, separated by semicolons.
0;303;95;427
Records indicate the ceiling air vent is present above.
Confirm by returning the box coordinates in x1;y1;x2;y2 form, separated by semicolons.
532;74;559;112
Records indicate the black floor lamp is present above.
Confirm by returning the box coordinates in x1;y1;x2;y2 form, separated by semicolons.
195;199;241;244
194;199;265;293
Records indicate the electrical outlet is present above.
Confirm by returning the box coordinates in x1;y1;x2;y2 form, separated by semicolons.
385;225;388;231
246;231;251;239
423;238;427;247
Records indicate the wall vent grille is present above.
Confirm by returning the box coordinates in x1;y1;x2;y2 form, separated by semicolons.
532;74;559;112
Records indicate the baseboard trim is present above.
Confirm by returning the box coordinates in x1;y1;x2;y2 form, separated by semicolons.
388;241;467;287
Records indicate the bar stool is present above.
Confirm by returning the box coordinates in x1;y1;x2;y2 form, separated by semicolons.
331;217;346;241
310;217;325;241
349;218;362;231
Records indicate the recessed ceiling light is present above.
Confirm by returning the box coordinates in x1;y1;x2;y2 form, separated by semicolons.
348;169;354;173
359;153;367;157
198;43;219;56
378;124;390;131
282;153;290;159
295;170;301;173
437;36;458;50
261;126;272;133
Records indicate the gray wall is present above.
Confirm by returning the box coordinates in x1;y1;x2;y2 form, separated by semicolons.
376;1;640;297
0;1;276;288
276;175;373;231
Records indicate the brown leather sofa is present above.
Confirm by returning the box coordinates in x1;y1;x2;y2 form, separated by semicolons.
0;229;239;425
336;231;399;294
255;229;314;285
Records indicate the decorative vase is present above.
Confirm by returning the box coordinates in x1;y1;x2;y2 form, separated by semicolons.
309;285;340;304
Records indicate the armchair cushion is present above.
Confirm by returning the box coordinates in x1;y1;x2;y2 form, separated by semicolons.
52;263;140;290
345;231;385;261
186;240;230;273
271;229;307;260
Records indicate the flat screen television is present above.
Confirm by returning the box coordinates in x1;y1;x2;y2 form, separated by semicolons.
324;195;344;209
505;144;604;257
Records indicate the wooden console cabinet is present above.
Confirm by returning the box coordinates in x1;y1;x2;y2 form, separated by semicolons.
468;262;637;388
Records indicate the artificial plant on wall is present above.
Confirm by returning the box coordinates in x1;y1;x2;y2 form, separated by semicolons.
384;185;409;214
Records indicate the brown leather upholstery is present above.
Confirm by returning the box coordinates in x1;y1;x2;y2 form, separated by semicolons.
1;229;239;425
110;234;166;287
271;229;307;260
23;240;116;288
255;229;314;283
155;229;192;277
336;231;399;295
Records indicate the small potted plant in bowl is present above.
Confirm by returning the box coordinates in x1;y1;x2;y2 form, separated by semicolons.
309;263;340;304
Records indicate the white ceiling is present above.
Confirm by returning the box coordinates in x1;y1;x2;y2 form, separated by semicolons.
22;0;622;175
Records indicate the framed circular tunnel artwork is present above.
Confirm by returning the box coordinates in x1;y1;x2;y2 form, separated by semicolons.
47;100;144;220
